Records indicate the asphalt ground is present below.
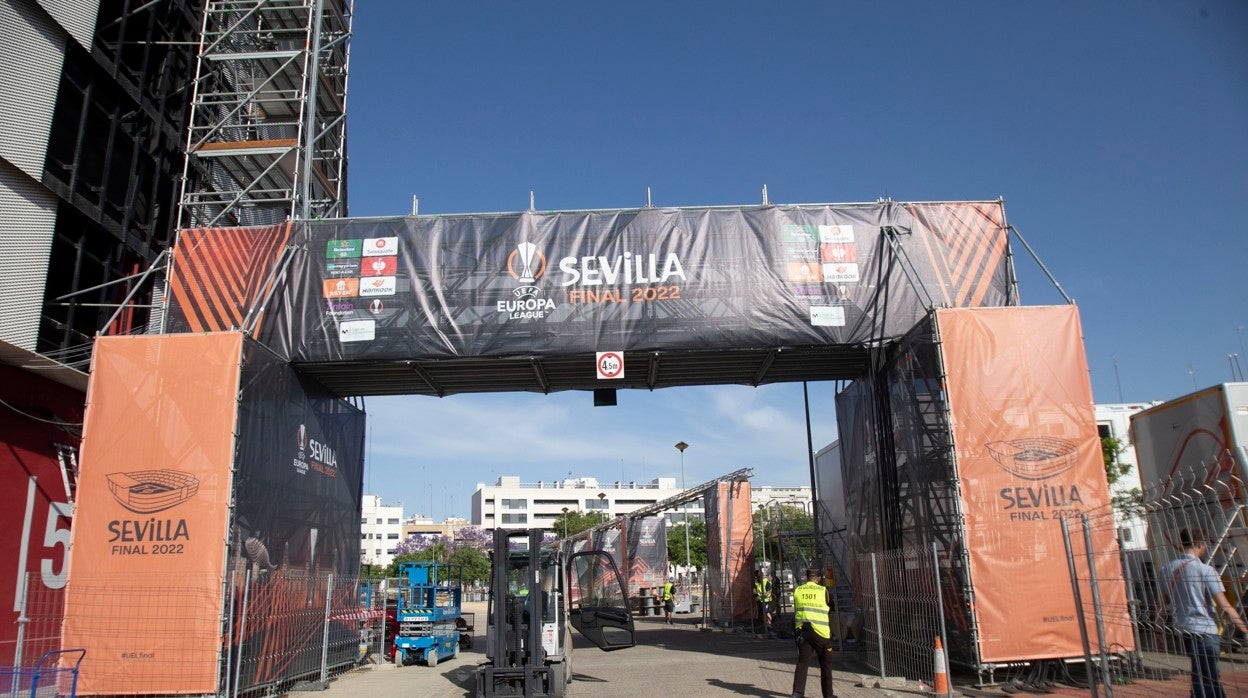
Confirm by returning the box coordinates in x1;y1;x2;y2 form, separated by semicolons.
308;601;929;697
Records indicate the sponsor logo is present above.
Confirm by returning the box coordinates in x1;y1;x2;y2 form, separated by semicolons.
787;262;822;283
326;259;361;277
339;319;375;342
821;263;859;284
326;239;362;258
810;306;846;327
818;224;854;243
324;299;354;316
820;243;857;263
323;278;359;299
359;276;397;297
368;299;385;315
361;256;397;276
786;246;818;261
363;237;398;257
781;224;819;244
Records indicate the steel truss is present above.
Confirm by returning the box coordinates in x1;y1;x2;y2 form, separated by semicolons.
178;0;351;228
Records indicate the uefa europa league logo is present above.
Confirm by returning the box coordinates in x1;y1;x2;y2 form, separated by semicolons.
508;241;546;283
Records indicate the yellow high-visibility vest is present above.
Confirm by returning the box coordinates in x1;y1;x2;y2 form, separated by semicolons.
793;581;830;639
754;578;772;603
662;582;674;601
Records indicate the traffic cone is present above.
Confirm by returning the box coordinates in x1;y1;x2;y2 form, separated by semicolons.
932;635;949;694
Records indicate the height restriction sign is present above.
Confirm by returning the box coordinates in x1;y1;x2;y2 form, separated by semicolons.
596;351;624;380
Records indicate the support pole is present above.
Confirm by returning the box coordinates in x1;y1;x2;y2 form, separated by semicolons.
232;570;253;698
1060;517;1098;696
870;553;886;679
1081;515;1114;697
932;542;952;698
320;573;335;686
11;573;28;696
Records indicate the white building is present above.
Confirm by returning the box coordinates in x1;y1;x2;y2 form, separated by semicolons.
361;494;405;567
1095;401;1161;550
751;485;813;513
471;476;703;530
470;475;810;531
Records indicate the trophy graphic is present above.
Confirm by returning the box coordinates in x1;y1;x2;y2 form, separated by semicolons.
514;241;539;283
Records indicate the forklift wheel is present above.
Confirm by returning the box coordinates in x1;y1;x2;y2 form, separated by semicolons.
460;634;474;650
426;647;438;668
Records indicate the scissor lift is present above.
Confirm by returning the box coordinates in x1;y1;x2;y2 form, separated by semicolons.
393;561;462;667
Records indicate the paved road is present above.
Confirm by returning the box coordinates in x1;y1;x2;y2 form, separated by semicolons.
311;603;914;697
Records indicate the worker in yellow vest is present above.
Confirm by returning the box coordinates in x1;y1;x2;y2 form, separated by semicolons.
790;568;835;698
662;576;676;625
753;569;774;630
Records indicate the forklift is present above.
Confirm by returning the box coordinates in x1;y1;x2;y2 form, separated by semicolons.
476;529;635;697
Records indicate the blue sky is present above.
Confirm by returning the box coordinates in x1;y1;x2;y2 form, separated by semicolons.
345;2;1248;520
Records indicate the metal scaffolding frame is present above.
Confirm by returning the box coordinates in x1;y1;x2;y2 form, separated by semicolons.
178;0;352;228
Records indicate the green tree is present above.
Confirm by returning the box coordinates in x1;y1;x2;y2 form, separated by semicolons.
382;527;494;583
1103;435;1143;518
550;510;608;538
667;518;707;568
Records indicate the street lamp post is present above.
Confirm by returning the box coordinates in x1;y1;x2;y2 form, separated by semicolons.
561;507;569;540
675;441;690;578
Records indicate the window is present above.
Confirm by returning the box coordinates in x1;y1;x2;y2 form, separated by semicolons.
387;518;400;525
501;499;528;510
584;498;609;510
1120;527;1133;543
375;518;383;524
360;518;368;525
501;513;528;524
387;533;400;539
1098;424;1111;439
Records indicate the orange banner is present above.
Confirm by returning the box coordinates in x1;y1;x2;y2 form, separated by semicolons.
64;333;243;694
937;307;1131;662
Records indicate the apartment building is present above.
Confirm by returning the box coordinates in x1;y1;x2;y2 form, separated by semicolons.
360;494;405;567
471;476;703;530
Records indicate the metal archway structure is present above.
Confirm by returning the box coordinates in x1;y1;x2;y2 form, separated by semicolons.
58;199;1128;693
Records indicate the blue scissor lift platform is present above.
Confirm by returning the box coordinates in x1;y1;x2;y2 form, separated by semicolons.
393;561;462;667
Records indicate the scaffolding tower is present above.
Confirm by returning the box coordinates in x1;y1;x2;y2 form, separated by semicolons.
178;0;352;228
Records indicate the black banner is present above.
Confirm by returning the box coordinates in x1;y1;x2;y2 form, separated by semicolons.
228;202;1012;361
